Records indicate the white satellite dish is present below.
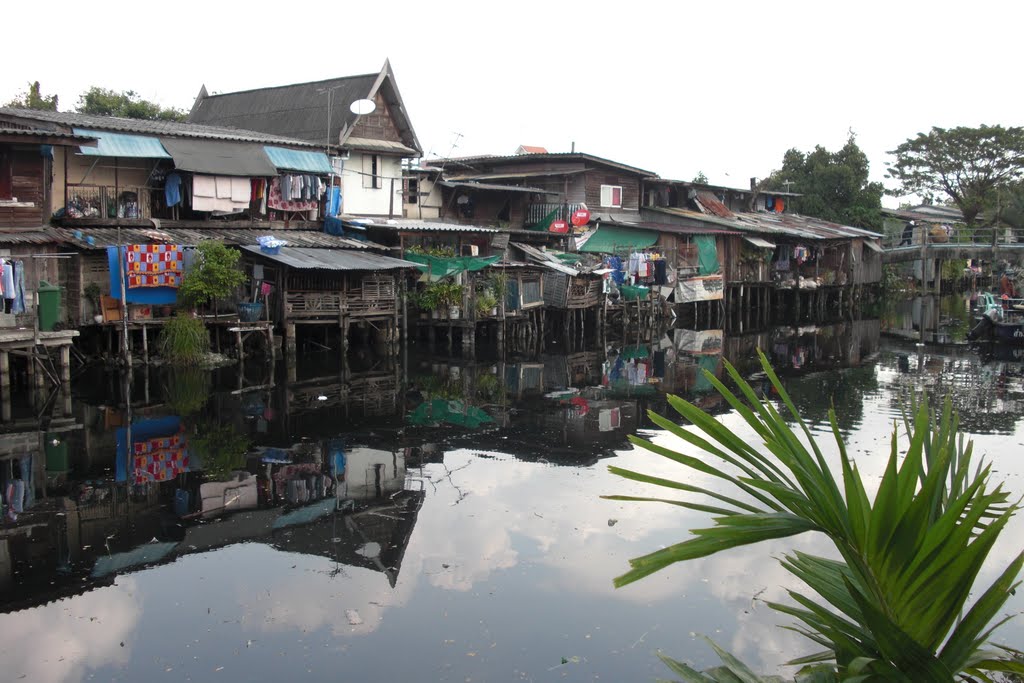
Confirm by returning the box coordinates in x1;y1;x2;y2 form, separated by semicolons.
350;99;376;116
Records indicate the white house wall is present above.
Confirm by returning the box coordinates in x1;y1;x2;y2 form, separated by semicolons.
340;152;404;217
340;446;406;500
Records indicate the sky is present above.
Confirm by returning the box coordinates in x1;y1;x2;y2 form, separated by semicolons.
4;0;1022;208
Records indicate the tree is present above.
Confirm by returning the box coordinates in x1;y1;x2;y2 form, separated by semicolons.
5;81;58;111
692;171;709;184
607;352;1024;680
178;241;247;314
76;86;186;122
765;133;884;230
887;125;1024;227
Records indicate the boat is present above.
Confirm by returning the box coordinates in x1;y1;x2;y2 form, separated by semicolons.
967;293;1024;344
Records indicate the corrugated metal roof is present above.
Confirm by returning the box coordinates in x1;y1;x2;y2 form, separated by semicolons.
344;137;419;155
239;245;417;271
264;146;332;173
161;138;277;176
427;152;658;178
744;236;776;249
598;218;736;236
0;107;321;148
0;230;61;245
446;169;586;181
0;127;97;143
352;218;499;234
439;180;558;195
53;227;376;250
509;242;579;275
694;191;735;218
73;128;170;159
647;206;882;241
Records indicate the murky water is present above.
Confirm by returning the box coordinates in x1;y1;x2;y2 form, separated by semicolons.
0;300;1022;682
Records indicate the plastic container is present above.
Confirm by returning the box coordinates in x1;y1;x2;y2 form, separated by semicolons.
238;302;264;322
37;281;61;331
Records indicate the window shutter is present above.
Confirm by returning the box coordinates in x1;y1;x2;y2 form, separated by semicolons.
361;154;372;189
612;186;622;207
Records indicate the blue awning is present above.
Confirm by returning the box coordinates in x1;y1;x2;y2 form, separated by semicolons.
73;128;170;159
264;146;332;174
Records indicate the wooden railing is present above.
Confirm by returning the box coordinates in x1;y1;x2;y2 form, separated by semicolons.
65;184;153;219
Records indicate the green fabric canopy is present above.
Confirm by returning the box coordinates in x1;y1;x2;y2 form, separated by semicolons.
404;253;500;282
407;399;494;428
579;225;659;254
526;208;559;232
694;235;720;275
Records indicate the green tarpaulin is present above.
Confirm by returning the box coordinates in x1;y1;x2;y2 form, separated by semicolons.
526;208;559;232
407;399;495;429
579;225;659;254
619;285;650;301
404;253;500;282
694;235;720;275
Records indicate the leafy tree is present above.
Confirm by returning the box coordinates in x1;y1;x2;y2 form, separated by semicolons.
887;125;1024;227
692;171;709;184
766;133;884;230
178;241;247;314
607;352;1024;680
5;81;58;111
76;86;186;122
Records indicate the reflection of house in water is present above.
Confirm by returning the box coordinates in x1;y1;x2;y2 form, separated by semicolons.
726;319;881;375
884;340;1024;435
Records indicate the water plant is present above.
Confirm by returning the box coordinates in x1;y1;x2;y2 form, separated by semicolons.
606;351;1024;681
158;313;210;365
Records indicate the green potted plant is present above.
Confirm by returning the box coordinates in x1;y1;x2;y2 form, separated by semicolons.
475;289;497;318
83;282;103;323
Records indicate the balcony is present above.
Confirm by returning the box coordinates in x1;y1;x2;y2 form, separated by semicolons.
65;184;152;220
525;202;585;226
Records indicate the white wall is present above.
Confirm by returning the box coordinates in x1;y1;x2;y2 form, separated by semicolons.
340;447;406;500
339;152;404;217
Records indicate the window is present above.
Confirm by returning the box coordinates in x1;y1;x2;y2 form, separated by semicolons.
404;178;419;204
362;154;382;189
0;150;11;200
600;184;622;208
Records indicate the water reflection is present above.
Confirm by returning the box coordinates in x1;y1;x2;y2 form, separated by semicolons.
0;314;1022;680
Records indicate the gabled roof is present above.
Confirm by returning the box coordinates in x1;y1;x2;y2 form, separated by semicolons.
0;108;320;148
188;60;422;156
515;145;548;154
429;152;658;178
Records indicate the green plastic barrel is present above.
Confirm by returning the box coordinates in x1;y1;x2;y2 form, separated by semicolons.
37;280;61;331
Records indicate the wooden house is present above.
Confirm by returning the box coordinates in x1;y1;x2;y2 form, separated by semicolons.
236;244;418;356
188;60;422;219
422;151;657;229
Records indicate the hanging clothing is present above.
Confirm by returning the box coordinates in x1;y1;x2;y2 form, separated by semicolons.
165;173;182;207
269;176;318;212
11;261;25;314
653;259;667;285
1;259;14;299
125;245;184;288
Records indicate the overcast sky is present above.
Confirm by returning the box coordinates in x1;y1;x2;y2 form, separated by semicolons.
5;1;1021;207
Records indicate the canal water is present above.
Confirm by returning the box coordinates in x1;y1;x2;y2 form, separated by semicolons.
0;296;1022;682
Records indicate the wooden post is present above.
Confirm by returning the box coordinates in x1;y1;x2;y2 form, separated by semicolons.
60;344;70;384
141;324;149;364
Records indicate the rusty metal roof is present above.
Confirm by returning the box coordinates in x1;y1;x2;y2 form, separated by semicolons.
52;227;379;250
694;191;735;219
646;207;881;240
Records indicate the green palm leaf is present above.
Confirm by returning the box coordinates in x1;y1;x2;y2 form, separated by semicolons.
608;350;1023;679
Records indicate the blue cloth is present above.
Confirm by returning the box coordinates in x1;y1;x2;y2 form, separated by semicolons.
107;247;177;305
324;215;345;236
327;186;341;216
115;416;183;482
165;173;182;208
606;255;625;285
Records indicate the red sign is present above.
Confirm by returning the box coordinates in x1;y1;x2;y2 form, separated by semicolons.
550;219;569;234
571;208;591;226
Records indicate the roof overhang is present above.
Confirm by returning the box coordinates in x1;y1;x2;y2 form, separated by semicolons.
240;245;418;271
743;236;776;249
161;137;277;176
74;128;170;159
